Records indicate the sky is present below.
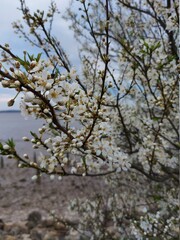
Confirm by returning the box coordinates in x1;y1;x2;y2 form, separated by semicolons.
0;0;79;111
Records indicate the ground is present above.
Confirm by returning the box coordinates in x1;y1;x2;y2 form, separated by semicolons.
0;156;106;239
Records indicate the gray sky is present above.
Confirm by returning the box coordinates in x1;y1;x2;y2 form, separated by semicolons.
0;0;79;110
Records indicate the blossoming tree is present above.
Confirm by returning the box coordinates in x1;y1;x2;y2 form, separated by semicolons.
0;0;179;239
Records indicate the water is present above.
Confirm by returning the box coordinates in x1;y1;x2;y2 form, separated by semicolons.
0;111;80;158
0;112;45;141
0;112;45;157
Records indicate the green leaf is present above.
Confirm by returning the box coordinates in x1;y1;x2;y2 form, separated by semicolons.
6;138;15;148
27;53;34;61
153;195;162;201
151;41;161;51
49;125;59;136
0;142;3;151
36;53;42;62
30;131;38;139
143;41;149;50
16;56;25;66
16;56;29;71
152;117;161;121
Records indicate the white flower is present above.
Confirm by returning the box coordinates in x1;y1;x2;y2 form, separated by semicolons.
38;152;47;169
71;167;77;174
69;68;76;80
63;157;68;164
76;141;83;147
48;88;61;103
35;70;54;92
48;156;57;172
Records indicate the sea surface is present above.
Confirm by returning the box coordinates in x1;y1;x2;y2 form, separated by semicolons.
0;112;45;141
0;112;80;158
0;112;45;157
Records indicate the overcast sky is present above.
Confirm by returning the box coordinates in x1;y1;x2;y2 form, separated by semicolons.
0;0;79;110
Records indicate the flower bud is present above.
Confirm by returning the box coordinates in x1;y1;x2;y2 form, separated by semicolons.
1;80;10;88
15;61;20;68
14;70;24;77
24;92;35;102
10;67;14;72
14;81;21;87
43;109;49;114
58;176;62;181
59;75;66;81
45;82;52;90
30;60;37;69
76;141;83;147
31;175;38;180
7;99;15;107
3;144;10;150
22;136;30;141
50;175;55;180
46;118;52;123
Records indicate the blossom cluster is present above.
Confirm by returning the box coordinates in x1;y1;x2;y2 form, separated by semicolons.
0;52;132;176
